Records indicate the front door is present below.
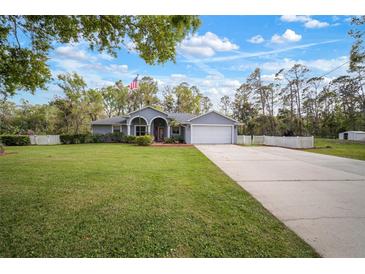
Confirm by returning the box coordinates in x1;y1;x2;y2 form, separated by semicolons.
157;127;164;142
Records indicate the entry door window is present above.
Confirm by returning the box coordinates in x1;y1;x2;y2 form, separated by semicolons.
135;125;147;136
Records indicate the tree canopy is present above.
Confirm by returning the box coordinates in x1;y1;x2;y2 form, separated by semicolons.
0;15;201;99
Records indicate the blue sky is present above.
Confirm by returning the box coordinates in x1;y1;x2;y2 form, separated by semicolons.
12;15;355;108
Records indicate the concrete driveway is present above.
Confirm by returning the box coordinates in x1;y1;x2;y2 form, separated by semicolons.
196;145;365;257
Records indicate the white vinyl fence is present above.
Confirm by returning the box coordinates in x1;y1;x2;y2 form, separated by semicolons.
252;135;264;145
263;136;314;149
237;135;314;149
237;135;252;145
29;135;60;145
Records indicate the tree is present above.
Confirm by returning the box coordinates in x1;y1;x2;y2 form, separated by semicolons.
161;86;175;112
277;64;309;135
0;15;201;98
173;82;202;114
232;83;257;134
128;76;160;112
53;72;104;134
246;68;267;116
200;96;212;113
101;81;129;117
303;77;324;135
220;95;231;116
0;100;16;134
84;89;104;121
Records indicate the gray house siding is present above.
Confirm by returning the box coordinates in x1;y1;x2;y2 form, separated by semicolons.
189;112;236;125
92;125;112;134
128;107;168;125
184;125;191;144
121;125;128;135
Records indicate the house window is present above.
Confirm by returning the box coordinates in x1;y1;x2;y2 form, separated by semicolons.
113;126;121;133
172;126;180;135
135;125;147;136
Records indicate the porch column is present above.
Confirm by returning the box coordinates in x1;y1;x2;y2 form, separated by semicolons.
127;124;130;135
167;125;170;138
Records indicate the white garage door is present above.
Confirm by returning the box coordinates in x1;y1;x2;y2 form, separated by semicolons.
192;125;232;144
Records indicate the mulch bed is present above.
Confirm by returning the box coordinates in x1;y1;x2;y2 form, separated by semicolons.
151;143;193;147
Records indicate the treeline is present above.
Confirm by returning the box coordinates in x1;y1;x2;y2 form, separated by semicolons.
1;63;365;138
0;73;212;135
221;64;365;137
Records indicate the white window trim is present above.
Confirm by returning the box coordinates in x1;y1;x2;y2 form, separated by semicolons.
134;125;147;136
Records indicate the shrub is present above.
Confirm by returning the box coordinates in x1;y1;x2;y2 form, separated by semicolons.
164;137;177;144
110;132;124;143
164;135;184;144
60;134;89;144
175;135;184;143
124;135;137;144
0;135;30;146
136;135;153;146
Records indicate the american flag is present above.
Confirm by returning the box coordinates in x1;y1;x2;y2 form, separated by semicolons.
128;75;139;90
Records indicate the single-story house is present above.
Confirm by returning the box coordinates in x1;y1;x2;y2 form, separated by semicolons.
91;106;239;144
338;131;365;141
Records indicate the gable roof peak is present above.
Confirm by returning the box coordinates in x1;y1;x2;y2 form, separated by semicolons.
188;110;238;123
127;105;168;116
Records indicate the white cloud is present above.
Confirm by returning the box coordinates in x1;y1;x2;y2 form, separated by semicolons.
179;45;215;58
179;32;239;58
282;29;302;42
99;52;115;61
271;29;302;44
260;56;348;75
55;46;94;61
170;74;187;81
247;35;265;44
182;40;340;64
271;34;285;44
304;19;329;29
280;15;330;29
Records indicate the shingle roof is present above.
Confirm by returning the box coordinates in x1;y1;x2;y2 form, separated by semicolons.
167;112;196;123
91;116;127;125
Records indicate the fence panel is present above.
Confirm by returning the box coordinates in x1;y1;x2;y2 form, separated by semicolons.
236;135;252;145
252;135;264;145
238;135;314;149
29;135;61;145
263;136;314;149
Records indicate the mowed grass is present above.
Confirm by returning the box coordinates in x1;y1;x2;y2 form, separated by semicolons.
306;138;365;161
0;144;317;257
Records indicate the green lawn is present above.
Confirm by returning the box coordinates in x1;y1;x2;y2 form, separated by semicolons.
0;144;317;257
306;138;365;161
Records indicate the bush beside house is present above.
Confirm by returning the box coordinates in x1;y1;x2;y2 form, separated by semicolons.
135;135;153;146
164;135;184;144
